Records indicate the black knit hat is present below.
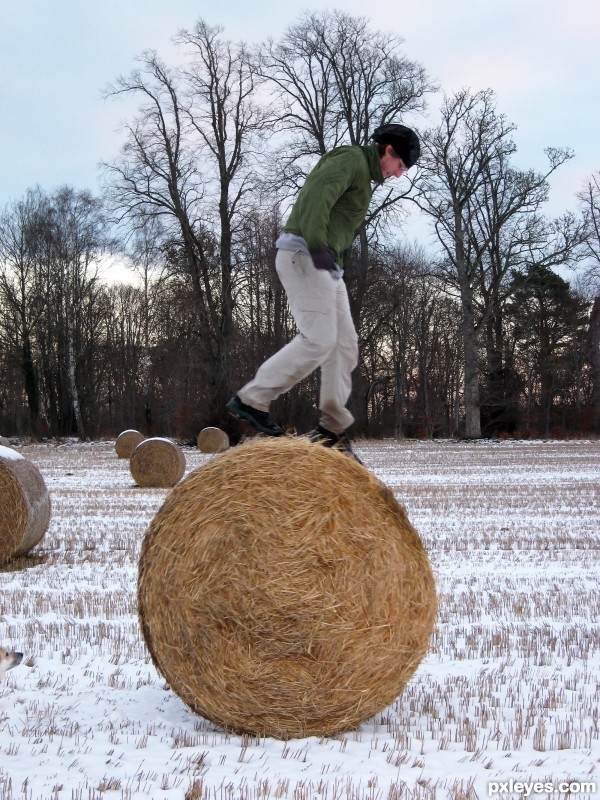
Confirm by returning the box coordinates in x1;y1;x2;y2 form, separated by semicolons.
371;123;420;169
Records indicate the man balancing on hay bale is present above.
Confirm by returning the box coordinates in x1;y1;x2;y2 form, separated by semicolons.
227;123;420;461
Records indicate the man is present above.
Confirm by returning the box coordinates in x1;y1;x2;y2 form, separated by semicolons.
226;123;420;459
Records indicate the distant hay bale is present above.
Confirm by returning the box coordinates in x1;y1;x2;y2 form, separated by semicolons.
130;438;186;488
197;427;229;454
0;445;51;565
0;436;10;447
115;429;145;459
138;436;437;739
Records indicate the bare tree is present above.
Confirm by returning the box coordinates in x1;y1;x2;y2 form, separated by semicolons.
176;21;268;414
103;21;266;430
38;188;109;438
414;89;581;437
587;296;600;432
0;187;109;438
358;245;461;437
0;189;47;434
125;218;171;433
262;10;433;162
261;10;435;248
260;10;435;431
578;171;600;292
577;172;600;430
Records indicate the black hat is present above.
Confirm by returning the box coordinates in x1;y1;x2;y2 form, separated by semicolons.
371;123;420;169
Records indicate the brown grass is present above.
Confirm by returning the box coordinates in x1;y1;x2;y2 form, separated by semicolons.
0;448;51;565
129;437;186;488
138;436;437;739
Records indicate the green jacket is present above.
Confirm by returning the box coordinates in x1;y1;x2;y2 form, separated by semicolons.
284;144;384;265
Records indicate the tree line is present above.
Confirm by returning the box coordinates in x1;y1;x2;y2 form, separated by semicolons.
1;11;599;441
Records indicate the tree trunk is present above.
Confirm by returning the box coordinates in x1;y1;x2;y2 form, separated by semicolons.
68;335;85;439
588;296;600;433
456;218;481;439
462;311;481;439
393;355;406;438
215;191;235;430
20;330;41;435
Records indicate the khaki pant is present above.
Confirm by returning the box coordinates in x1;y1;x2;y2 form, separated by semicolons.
238;249;358;434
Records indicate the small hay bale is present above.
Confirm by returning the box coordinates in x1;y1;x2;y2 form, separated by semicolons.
197;427;229;454
138;436;437;738
130;438;186;488
0;445;51;565
0;436;10;447
115;429;145;459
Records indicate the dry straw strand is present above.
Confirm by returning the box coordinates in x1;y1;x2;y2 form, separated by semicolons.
130;438;186;488
138;436;437;739
0;446;51;565
197;427;229;454
115;429;145;458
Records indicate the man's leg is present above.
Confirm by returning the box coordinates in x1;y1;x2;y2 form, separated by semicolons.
239;249;338;410
317;277;358;434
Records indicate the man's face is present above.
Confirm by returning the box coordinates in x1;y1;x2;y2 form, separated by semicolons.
380;145;407;179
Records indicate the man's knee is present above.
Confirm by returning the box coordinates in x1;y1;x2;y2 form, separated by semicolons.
301;334;336;362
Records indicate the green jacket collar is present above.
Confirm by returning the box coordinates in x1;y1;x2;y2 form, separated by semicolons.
362;144;384;184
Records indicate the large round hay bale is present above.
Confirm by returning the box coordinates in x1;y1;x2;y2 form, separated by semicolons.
138;436;437;738
197;427;229;454
130;438;186;488
0;446;51;565
115;429;145;458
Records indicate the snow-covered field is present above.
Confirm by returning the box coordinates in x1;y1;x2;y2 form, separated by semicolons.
1;439;598;800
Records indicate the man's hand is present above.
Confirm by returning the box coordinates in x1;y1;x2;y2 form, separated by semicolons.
309;246;337;271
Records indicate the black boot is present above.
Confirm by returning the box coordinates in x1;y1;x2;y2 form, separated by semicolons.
307;425;363;464
226;396;283;436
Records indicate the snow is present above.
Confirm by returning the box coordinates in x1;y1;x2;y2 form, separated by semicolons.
0;444;24;461
1;439;598;800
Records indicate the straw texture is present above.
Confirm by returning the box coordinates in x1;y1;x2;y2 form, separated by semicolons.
115;430;145;458
0;448;51;564
138;436;436;738
197;427;229;454
130;438;186;488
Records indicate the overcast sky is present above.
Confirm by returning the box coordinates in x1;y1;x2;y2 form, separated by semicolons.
2;0;598;228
